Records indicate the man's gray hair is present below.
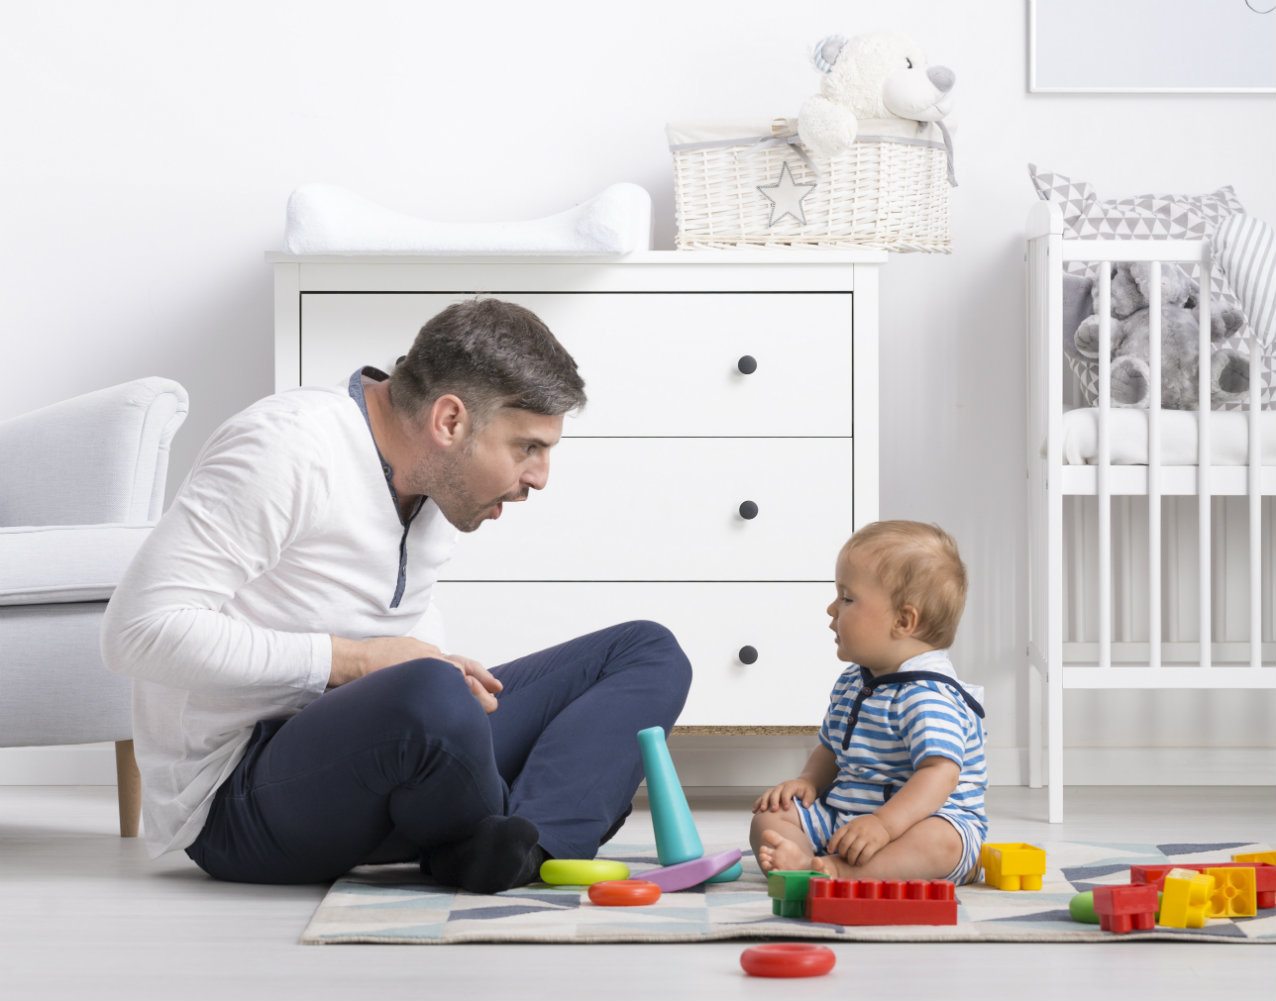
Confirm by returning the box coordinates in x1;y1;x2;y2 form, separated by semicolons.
389;299;586;427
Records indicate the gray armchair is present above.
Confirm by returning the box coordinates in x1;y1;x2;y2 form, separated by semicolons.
0;378;189;836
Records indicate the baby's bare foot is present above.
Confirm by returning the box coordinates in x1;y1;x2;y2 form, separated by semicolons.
809;853;852;878
759;829;817;873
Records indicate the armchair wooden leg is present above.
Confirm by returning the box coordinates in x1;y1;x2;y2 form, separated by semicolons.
115;739;142;838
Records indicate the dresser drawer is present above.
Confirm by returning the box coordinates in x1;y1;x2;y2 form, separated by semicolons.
442;437;853;581
299;292;854;436
436;581;840;727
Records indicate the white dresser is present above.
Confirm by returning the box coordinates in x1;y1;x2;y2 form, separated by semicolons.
271;251;883;728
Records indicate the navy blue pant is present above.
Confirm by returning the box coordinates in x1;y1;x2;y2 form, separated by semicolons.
185;620;691;884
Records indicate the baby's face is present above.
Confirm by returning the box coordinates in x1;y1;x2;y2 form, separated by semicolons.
825;549;899;668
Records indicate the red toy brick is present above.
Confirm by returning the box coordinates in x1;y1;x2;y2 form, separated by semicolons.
804;878;957;926
1091;884;1158;934
1130;862;1275;909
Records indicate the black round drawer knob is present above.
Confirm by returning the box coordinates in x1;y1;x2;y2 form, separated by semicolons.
738;645;759;665
738;500;759;520
737;355;758;375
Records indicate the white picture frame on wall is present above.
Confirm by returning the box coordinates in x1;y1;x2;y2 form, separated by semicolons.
1029;0;1276;93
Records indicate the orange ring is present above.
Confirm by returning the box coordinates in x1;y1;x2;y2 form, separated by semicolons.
740;944;836;978
587;879;662;906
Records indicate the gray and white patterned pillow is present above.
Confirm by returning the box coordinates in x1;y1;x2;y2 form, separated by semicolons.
1028;165;1268;410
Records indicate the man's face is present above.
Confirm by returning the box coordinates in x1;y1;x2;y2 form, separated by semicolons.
414;408;563;533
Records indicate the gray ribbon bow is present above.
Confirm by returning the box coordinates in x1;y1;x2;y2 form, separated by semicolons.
740;130;823;181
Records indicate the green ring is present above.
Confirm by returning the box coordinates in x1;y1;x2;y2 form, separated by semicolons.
540;859;631;885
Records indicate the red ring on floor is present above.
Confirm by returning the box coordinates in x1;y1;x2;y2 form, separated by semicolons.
740;944;836;978
587;879;662;906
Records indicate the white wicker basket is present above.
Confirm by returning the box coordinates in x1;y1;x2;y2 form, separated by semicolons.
668;117;952;252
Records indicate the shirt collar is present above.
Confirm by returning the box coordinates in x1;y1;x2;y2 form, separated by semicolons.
347;367;423;525
895;648;956;679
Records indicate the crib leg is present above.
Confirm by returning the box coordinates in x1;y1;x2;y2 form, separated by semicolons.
1047;668;1064;823
1027;662;1043;788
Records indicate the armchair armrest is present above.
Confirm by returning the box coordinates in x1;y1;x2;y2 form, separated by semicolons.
0;378;188;527
0;524;154;605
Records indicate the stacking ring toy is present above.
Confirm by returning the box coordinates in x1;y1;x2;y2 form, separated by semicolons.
539;859;630;885
588;879;662;906
740;944;836;978
640;848;743;892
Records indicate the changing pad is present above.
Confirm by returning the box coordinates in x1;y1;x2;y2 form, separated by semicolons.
284;182;653;256
1061;408;1276;465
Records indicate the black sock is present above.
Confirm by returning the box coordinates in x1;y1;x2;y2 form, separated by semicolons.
426;816;546;894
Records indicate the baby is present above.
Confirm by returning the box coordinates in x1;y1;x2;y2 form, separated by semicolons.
750;520;987;884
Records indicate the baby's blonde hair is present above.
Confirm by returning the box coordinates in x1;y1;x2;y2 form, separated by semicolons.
842;520;967;649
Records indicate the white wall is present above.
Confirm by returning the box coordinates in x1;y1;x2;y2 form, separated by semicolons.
4;0;1275;784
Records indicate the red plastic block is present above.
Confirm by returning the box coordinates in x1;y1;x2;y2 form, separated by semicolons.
804;878;957;926
1091;884;1158;934
1130;862;1275;909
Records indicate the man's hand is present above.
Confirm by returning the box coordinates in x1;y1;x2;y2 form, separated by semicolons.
827;814;891;867
328;636;502;713
752;778;818;814
442;650;502;714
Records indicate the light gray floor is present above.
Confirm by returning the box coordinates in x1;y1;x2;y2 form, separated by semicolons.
1;784;1273;1000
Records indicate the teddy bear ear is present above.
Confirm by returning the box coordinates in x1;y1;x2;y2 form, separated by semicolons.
812;34;848;73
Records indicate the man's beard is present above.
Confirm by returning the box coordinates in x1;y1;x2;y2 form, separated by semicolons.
409;441;524;533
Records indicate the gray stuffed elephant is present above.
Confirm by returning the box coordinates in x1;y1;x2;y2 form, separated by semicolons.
1073;261;1248;410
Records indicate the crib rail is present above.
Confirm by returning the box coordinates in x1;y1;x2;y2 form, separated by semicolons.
1025;202;1274;822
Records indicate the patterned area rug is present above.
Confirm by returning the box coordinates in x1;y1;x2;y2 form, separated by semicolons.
301;840;1276;944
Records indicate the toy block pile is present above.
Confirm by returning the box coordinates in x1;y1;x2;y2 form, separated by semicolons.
767;870;957;926
762;846;1274;933
1086;854;1273;934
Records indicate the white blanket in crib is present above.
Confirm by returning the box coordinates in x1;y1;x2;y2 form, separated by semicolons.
1060;408;1276;465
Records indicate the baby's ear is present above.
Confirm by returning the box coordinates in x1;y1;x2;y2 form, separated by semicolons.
895;604;922;636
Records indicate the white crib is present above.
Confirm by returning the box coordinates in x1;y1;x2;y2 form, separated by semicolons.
1025;201;1276;822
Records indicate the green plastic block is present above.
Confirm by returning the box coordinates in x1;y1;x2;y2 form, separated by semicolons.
766;870;828;902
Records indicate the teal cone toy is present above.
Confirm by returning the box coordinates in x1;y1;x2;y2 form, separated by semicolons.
637;726;702;864
637;726;742;883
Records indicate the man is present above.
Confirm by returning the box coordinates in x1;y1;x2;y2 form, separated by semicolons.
101;298;691;891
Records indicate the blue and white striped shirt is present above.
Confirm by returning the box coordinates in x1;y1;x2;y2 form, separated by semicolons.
817;649;988;836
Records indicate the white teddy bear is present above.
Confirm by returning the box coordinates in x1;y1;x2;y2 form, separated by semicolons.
798;31;955;160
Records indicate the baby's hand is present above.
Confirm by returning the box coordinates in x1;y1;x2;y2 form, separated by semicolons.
827;814;891;867
751;779;816;814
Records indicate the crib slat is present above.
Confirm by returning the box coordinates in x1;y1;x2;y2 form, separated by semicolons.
1249;333;1262;670
1148;262;1162;671
1097;263;1112;671
1198;252;1212;670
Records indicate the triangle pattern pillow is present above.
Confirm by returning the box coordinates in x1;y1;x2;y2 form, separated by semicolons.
1028;165;1269;410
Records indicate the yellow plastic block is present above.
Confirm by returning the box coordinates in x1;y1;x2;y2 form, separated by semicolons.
980;842;1046;891
1158;868;1214;929
1204;867;1257;918
1232;851;1276;867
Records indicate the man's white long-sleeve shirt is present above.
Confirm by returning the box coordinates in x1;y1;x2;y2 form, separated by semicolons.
101;376;458;857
